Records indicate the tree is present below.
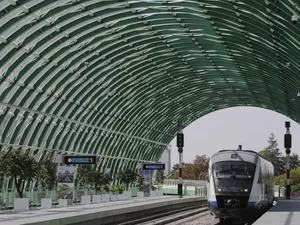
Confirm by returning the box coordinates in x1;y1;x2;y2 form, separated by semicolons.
101;172;113;193
76;164;95;196
274;173;285;187
77;165;112;194
289;154;300;169
77;165;94;189
258;133;284;176
166;172;178;179
136;174;145;191
57;184;70;199
275;166;300;192
38;159;57;198
193;155;210;179
118;168;137;190
154;170;165;186
168;163;185;179
168;155;210;180
93;171;105;193
282;153;300;170
183;163;196;179
0;149;40;198
171;163;185;174
171;164;179;172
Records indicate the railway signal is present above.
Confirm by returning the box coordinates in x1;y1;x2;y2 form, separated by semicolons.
177;123;184;198
177;133;184;148
285;121;292;199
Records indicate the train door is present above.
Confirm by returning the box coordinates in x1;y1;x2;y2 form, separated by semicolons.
266;167;270;205
258;166;263;202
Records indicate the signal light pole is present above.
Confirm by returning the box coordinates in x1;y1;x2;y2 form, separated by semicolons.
284;121;292;199
177;123;184;198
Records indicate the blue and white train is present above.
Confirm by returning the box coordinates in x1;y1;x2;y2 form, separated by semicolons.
207;148;274;222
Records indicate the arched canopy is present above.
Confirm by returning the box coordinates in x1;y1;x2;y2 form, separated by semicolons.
0;0;300;173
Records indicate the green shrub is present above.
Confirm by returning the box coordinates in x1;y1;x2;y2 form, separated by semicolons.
118;184;125;194
111;185;119;193
57;185;70;199
151;185;157;191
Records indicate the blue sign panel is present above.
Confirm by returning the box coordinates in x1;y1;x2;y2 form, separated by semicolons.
64;155;96;164
143;163;165;170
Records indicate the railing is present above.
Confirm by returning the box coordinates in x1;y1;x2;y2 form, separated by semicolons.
0;184;285;208
162;181;286;198
162;179;207;196
164;179;207;186
274;185;286;198
0;188;58;208
0;187;140;208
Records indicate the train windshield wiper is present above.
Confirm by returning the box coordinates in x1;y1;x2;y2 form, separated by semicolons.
215;174;231;178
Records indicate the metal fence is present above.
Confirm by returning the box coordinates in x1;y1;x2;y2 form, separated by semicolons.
0;187;140;207
274;185;286;198
162;179;207;196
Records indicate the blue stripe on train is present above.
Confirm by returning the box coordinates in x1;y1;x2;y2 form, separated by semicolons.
248;202;257;206
208;201;217;206
208;201;257;206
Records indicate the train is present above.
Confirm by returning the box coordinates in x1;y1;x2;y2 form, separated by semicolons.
207;147;275;222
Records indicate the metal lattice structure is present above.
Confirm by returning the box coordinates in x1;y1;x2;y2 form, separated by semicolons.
0;0;300;174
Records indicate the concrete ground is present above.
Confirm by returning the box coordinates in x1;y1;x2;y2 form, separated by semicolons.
253;197;300;225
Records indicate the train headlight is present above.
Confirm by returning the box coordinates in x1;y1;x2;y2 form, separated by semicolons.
244;189;248;192
218;188;222;192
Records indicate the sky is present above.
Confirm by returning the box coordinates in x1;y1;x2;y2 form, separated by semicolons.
169;106;300;167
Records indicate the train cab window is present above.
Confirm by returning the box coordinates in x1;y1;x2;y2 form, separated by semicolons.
212;161;256;193
213;161;255;178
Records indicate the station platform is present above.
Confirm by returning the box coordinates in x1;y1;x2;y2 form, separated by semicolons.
253;197;300;225
0;195;206;225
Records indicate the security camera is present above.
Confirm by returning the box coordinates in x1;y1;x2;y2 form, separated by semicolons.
297;91;300;98
292;14;298;24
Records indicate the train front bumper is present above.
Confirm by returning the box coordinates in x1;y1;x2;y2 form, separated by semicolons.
208;204;260;219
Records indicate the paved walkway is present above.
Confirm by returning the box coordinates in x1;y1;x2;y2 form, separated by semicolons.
254;197;300;225
0;196;204;225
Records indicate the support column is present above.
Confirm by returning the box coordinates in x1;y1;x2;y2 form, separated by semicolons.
284;121;292;199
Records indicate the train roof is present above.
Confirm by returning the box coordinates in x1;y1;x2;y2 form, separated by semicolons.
215;149;272;164
218;149;258;155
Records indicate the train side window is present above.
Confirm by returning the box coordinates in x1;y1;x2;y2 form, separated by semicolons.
258;167;262;184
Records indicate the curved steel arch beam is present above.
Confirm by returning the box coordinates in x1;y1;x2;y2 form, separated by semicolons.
1;0;300;172
0;8;237;148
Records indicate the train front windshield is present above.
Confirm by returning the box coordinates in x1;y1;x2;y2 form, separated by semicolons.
212;161;256;194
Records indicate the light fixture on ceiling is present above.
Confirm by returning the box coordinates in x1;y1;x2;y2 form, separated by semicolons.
292;4;298;24
292;13;298;24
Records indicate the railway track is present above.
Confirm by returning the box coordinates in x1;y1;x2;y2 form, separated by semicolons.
116;204;267;225
117;205;209;225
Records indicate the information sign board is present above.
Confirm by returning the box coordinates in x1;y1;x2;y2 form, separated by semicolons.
143;163;165;170
64;155;96;164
